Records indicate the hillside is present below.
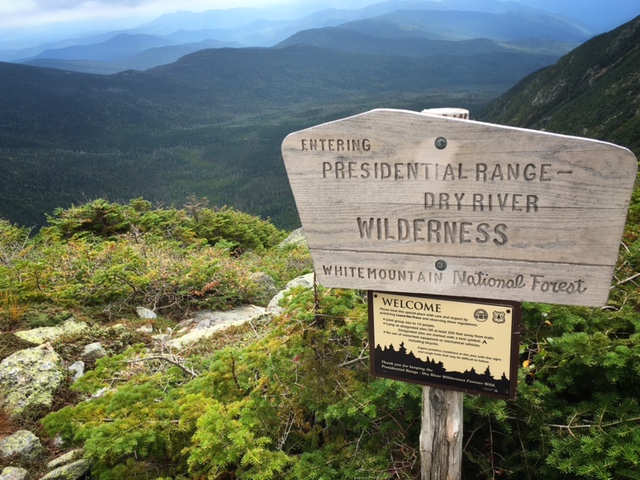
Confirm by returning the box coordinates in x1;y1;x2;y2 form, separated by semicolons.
21;39;240;75
482;15;640;157
0;42;558;230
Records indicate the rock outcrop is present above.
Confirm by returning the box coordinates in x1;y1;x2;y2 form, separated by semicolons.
0;430;45;465
266;273;314;316
13;319;88;346
0;344;64;419
164;305;266;348
0;466;28;480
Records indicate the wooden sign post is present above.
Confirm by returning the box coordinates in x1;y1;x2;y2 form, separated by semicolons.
281;108;637;479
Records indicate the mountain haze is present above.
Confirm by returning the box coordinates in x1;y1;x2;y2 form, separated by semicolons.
277;28;573;58
337;9;591;42
516;0;639;32
3;1;597;74
21;38;240;74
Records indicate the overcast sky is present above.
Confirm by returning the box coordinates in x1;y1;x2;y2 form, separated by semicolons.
0;0;288;29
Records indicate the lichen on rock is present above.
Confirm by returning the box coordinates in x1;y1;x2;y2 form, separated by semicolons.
0;344;64;419
0;430;45;464
13;319;88;345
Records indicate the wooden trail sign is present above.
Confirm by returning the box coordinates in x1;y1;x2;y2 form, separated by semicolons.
282;109;637;307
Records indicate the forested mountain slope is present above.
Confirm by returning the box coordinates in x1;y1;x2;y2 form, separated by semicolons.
482;15;640;157
0;41;557;229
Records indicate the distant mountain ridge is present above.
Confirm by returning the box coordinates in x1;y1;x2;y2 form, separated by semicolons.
277;28;573;58
24;34;172;61
20;37;240;74
2;0;600;74
515;0;639;32
482;15;640;157
337;9;591;42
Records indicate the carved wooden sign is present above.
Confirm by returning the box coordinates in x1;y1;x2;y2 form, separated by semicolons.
281;109;637;306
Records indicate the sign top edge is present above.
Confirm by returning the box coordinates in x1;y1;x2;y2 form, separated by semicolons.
282;108;639;163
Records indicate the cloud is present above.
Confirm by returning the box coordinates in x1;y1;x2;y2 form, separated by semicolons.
0;0;280;33
0;1;151;31
32;0;147;9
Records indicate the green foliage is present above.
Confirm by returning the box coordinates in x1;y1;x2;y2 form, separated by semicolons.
42;286;422;479
0;219;33;267
20;184;640;480
190;205;285;254
45;198;286;251
0;199;296;319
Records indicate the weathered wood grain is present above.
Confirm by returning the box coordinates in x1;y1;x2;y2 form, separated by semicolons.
420;387;463;480
282;109;637;306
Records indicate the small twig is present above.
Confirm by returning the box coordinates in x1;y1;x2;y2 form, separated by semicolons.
123;355;199;378
549;415;640;431
611;272;640;289
620;241;630;254
248;318;262;340
338;355;370;368
488;416;496;479
277;411;295;451
230;352;242;391
463;422;487;452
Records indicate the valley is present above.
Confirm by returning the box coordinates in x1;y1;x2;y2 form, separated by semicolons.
0;1;637;231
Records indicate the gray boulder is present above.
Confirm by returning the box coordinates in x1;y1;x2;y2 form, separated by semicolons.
0;467;28;480
81;342;107;361
278;228;307;249
0;430;45;464
166;305;266;348
68;361;85;382
0;345;64;419
248;272;279;299
13;319;88;345
136;306;157;319
136;325;153;334
266;273;315;316
47;449;84;470
40;459;91;480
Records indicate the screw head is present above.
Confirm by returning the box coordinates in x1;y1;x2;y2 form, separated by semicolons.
435;260;447;271
435;137;447;150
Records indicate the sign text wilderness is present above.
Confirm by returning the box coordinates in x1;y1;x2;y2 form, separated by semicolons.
311;139;586;295
282;109;637;306
321;155;557;247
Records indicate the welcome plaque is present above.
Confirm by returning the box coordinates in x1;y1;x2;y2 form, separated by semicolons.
281;109;637;306
368;291;520;399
